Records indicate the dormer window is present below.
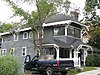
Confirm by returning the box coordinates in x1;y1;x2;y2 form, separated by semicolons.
29;31;33;38
14;33;18;41
54;26;65;36
23;32;28;39
67;26;81;38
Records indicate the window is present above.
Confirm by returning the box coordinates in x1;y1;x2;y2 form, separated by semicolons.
42;48;56;59
37;30;44;38
23;32;28;39
59;48;70;58
67;27;74;36
14;33;18;41
74;28;81;38
2;38;4;43
22;47;27;56
9;48;15;56
67;26;81;38
2;38;6;43
54;26;65;36
0;49;7;56
29;31;33;38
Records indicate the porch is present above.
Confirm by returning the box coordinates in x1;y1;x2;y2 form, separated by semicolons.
38;43;93;68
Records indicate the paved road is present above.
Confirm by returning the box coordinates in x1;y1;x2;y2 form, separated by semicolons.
76;68;100;75
32;73;73;75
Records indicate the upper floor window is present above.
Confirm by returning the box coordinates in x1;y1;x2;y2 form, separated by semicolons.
67;26;81;38
37;30;44;38
29;31;33;38
1;37;6;43
2;38;4;43
14;33;18;41
54;26;65;36
22;47;27;56
23;32;28;39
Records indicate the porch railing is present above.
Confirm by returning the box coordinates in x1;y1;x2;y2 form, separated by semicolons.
73;57;81;68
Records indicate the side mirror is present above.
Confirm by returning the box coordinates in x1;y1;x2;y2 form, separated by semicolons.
25;55;31;63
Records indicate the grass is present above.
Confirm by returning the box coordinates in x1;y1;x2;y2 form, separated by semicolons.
25;67;96;75
68;67;96;74
83;67;96;72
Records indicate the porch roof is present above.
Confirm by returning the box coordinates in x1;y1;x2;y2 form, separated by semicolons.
40;39;70;48
54;39;70;48
71;39;87;49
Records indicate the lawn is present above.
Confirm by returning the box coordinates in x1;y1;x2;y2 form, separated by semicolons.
68;67;96;74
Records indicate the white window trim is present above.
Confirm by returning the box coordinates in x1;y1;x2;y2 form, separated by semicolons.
2;38;4;43
14;33;18;41
54;26;65;36
37;30;44;39
22;47;27;56
29;31;33;38
0;49;7;56
10;48;15;56
67;25;81;39
23;32;28;39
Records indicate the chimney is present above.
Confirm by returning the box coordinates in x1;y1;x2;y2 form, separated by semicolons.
70;9;79;21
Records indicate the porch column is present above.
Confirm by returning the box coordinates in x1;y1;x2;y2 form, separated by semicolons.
74;50;81;67
70;49;72;58
84;49;88;65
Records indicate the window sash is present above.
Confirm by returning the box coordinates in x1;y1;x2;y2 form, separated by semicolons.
67;26;81;38
23;32;28;39
22;47;27;56
14;33;18;41
54;26;65;36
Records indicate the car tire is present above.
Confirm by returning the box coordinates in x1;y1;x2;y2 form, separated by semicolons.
60;72;67;75
46;67;53;75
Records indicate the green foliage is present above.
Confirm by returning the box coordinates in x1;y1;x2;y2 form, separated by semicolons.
85;0;97;12
86;54;100;67
0;55;21;75
85;0;100;49
4;0;70;51
88;26;100;49
0;23;14;33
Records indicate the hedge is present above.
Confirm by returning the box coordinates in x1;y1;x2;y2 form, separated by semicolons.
0;55;21;75
86;54;100;67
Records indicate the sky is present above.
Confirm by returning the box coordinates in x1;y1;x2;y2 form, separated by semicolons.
0;0;86;23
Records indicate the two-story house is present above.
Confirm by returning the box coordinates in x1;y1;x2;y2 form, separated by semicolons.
0;27;34;63
0;14;93;67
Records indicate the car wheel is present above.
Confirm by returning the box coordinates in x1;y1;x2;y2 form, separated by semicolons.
60;72;67;75
46;67;53;75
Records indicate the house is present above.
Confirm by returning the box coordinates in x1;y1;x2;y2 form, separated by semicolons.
0;14;94;67
0;27;34;63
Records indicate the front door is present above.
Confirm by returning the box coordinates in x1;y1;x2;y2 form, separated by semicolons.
78;49;84;66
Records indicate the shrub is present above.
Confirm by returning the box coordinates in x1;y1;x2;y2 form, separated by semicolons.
86;54;100;67
0;55;21;75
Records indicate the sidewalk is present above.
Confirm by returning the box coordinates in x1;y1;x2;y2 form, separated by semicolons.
76;68;100;75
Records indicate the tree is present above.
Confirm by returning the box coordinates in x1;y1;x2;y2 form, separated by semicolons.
4;0;70;55
0;23;14;33
85;0;100;49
